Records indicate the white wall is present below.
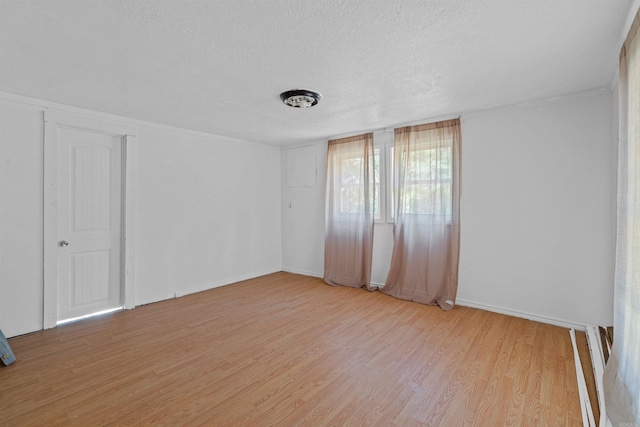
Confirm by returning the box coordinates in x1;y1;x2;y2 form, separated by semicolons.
0;100;44;337
0;94;282;338
457;89;615;327
280;140;395;286
282;89;616;327
135;126;282;305
0;87;616;338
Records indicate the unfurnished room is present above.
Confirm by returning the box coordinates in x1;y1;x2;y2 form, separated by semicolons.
0;1;639;426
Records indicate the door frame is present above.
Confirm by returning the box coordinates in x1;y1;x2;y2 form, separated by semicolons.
43;111;137;329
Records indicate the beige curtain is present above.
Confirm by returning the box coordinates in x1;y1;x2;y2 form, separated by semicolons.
324;133;376;290
603;8;640;425
382;119;461;310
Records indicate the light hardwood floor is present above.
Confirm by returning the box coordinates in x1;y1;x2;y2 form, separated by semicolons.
0;272;582;426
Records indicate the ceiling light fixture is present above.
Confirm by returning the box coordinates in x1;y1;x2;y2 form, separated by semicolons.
280;89;322;108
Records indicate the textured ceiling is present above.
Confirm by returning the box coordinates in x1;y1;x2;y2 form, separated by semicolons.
0;0;635;145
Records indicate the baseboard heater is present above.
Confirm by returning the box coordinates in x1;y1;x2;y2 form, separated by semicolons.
569;326;613;427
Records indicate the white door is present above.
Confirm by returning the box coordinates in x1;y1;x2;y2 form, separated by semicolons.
55;127;123;322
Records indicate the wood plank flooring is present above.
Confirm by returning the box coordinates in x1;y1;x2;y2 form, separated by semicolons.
0;272;582;426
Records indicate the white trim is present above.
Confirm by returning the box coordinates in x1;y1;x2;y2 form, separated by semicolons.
282;269;591;329
386;143;395;224
174;268;282;298
373;143;385;224
455;298;588;331
1;91;279;151
280;139;327;150
3;88;610;151
43;116;59;329
42;111;137;328
380;113;462;133
326;87;609;143
281;270;591;330
282;267;323;278
372;132;395;224
281;268;386;289
462;86;610;121
122;135;137;310
44;111;136;136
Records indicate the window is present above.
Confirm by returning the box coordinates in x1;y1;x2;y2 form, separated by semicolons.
396;144;453;216
338;151;365;214
381;119;461;308
373;130;455;223
329;139;375;219
324;133;376;289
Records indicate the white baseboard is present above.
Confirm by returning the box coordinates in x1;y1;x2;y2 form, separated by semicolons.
281;270;587;331
0;91;278;150
281;268;385;289
173;268;283;299
455;298;588;331
282;267;323;278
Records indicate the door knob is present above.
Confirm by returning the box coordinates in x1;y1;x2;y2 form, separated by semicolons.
59;241;69;247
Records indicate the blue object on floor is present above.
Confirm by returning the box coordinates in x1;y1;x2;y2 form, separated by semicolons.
0;328;16;366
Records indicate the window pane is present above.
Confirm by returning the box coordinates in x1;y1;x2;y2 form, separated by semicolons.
339;154;361;213
336;149;377;216
395;144;452;216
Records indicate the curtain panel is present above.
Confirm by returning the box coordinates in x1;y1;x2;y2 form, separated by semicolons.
382;119;461;310
324;133;376;290
604;8;640;425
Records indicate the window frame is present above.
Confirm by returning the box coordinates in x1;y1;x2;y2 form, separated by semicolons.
331;143;378;220
386;144;394;223
336;150;365;216
374;132;454;224
394;143;454;218
373;132;394;224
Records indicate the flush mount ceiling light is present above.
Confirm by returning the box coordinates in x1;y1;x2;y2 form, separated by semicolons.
280;89;322;108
